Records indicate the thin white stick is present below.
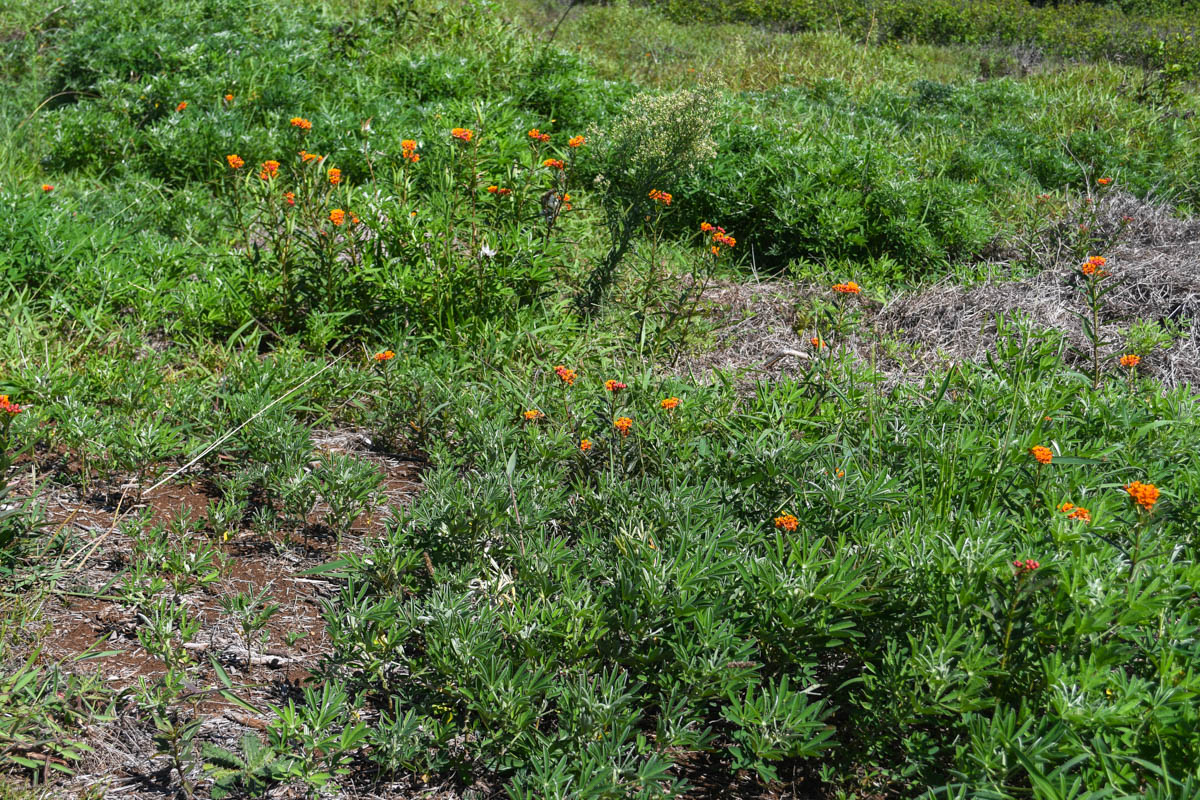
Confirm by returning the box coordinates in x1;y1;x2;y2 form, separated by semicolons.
143;353;346;498
67;354;346;571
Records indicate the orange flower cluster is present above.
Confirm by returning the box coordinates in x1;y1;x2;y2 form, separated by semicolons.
660;397;679;411
524;409;545;421
648;188;672;206
224;93;234;103
1057;502;1091;523
284;191;295;206
328;168;342;186
1081;256;1108;277
614;416;633;436
543;158;565;170
226;154;244;169
373;350;395;362
528;128;551;143
299;150;321;163
329;208;346;226
1030;445;1053;465
401;139;419;163
700;222;714;232
486;185;512;196
568;135;585;148
774;513;798;532
290;117;312;130
605;380;627;393
41;184;53;192
579;438;592;452
1125;481;1160;511
554;365;576;386
810;337;825;349
451;127;473;142
0;395;23;415
1119;354;1141;368
832;281;861;295
1097;177;1112;186
259;160;280;180
176;101;188;112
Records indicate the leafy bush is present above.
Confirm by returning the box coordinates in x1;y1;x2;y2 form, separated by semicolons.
313;324;1200;796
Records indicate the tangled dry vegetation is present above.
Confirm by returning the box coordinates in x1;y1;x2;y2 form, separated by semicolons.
692;194;1200;388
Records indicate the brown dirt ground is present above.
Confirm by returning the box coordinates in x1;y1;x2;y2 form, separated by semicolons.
3;428;434;800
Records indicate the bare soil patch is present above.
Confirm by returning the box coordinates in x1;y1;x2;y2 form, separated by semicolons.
3;429;424;799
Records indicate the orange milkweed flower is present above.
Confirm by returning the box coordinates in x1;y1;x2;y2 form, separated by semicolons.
554;365;576;386
1097;177;1112;186
176;101;187;112
579;438;592;451
299;150;320;163
523;409;544;422
810;337;825;349
605;380;627;393
543;158;564;170
329;208;345;226
774;513;798;532
832;281;861;295
1119;354;1141;368
327;167;341;185
660;397;679;411
568;135;585;148
284;191;295;206
1030;445;1053;465
0;395;23;415
224;93;234;103
710;246;720;255
41;184;53;192
450;127;473;142
528;128;551;143
700;222;714;232
226;154;244;169
1125;481;1160;511
1081;256;1107;276
401;139;419;162
258;160;280;180
290;117;312;130
487;185;499;194
374;350;395;362
648;188;672;206
712;231;736;248
614;416;633;436
1057;502;1091;523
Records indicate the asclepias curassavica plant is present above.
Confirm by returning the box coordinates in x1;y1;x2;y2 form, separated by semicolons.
218;115;586;340
0;394;29;549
